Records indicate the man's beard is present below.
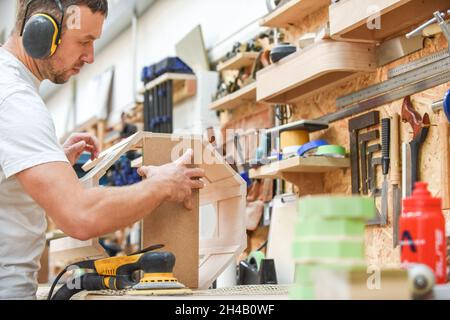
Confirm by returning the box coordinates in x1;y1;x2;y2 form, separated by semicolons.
39;59;71;84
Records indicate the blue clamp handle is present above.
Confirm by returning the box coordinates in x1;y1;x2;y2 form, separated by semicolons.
444;89;450;123
297;140;328;157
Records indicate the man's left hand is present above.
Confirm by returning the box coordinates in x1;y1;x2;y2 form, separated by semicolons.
63;132;100;165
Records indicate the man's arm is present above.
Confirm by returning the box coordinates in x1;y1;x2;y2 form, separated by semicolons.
16;150;205;241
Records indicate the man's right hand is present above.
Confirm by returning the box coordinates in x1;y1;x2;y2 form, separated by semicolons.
137;149;206;210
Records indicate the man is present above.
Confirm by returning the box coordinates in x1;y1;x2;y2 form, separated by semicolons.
0;0;205;299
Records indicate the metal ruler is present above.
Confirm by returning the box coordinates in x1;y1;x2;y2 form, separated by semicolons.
336;57;450;109
320;70;450;123
388;49;449;78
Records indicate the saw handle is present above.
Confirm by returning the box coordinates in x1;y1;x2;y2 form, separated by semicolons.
401;96;423;139
390;114;401;185
382;118;391;176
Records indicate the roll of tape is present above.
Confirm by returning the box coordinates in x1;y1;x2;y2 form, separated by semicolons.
297;140;328;156
247;251;265;271
280;130;309;149
316;145;346;157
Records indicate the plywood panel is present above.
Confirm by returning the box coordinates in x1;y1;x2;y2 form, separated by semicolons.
142;136;200;288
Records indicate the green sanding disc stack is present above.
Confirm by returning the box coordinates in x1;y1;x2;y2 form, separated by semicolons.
289;196;375;300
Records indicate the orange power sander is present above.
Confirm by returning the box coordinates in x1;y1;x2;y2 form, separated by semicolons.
48;245;185;300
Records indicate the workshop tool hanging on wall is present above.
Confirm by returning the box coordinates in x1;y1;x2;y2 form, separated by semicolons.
141;57;191;133
47;245;188;300
391;114;402;247
380;118;391;227
348;111;380;194
401;96;430;197
359;130;380;195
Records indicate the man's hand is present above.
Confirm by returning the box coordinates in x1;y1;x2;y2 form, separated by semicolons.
63;132;100;165
137;149;206;210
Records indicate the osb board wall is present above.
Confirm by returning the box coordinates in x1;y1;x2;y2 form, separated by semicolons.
220;5;450;267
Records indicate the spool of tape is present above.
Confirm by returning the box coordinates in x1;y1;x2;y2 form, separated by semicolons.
247;251;265;271
280;130;309;149
316;145;346;157
297;140;328;157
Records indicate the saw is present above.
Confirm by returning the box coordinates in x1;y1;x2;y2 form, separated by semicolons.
47;244;187;300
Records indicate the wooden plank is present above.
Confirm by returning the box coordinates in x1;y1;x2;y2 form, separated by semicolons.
256;40;376;104
260;0;330;28
209;82;257;111
249;156;350;179
330;0;450;43
216;52;259;72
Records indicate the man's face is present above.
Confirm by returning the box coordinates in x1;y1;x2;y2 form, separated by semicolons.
37;6;104;84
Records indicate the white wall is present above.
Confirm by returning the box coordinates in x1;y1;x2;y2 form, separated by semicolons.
0;0;17;43
45;0;268;138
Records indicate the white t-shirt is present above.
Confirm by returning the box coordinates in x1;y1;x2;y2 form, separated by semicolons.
0;47;69;299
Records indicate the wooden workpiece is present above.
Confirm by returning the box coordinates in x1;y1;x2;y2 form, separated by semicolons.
209;82;257;111
256;40;376;104
216;52;259;72
329;0;450;43
440;115;450;210
51;132;247;290
260;0;330;28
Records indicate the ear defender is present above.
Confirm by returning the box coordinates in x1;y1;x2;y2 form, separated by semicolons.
20;0;65;60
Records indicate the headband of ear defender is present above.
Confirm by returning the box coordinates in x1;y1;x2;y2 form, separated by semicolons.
20;0;65;59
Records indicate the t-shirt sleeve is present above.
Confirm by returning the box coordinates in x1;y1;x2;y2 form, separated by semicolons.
0;87;69;179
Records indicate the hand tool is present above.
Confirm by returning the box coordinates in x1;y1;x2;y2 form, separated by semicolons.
359;130;380;195
401;97;430;196
402;143;412;199
381;118;391;228
48;245;186;300
348;111;380;194
367;157;385;226
367;144;381;193
321;51;450;124
391;113;402;247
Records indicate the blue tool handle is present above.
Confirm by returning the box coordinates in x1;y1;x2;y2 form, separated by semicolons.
444;89;450;122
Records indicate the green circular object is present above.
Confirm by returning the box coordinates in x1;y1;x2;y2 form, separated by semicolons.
316;145;346;157
298;196;375;220
247;251;265;271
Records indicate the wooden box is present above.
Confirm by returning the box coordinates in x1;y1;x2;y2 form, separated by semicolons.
49;132;247;289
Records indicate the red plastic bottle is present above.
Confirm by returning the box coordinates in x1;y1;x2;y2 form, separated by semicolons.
400;182;447;284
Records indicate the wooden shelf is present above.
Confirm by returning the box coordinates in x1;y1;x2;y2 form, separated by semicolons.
140;73;197;105
210;82;257;111
249;156;350;179
330;0;450;43
217;52;259;72
256;40;376;104
260;0;330;28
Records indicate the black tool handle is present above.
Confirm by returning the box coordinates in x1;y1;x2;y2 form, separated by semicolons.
381;118;391;176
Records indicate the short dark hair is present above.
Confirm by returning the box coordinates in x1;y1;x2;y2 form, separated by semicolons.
15;0;108;33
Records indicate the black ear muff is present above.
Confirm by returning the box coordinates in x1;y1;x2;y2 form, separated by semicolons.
20;0;64;60
22;14;59;59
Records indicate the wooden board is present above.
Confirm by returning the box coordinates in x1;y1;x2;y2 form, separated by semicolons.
260;0;330;28
141;135;201;289
209;82;257;111
249;156;350;179
256;40;376;104
217;52;259;72
440;116;450;209
330;0;450;43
